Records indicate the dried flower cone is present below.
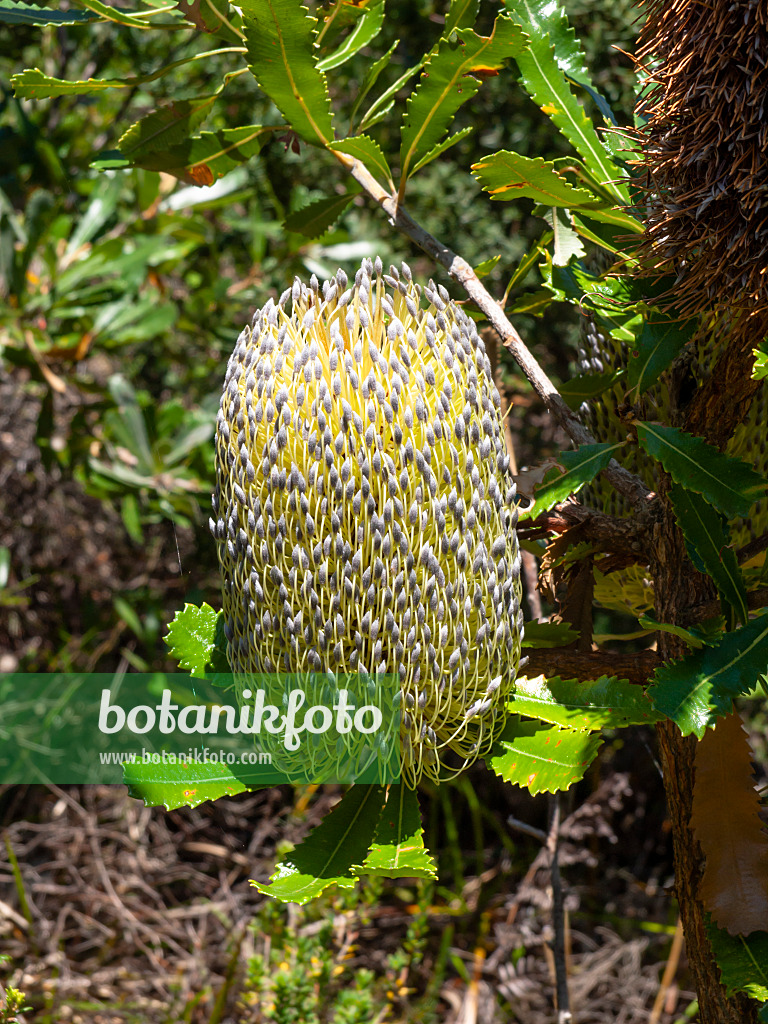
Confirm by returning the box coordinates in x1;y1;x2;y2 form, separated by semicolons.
636;0;768;321
212;258;523;784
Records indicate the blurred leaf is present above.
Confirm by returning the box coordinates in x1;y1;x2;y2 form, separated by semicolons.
284;192;357;238
669;484;749;625
65;175;124;258
118;97;216;160
328;135;393;188
241;0;335;146
317;0;385;71
509;674;663;729
636;423;768;519
0;0;98;24
488;715;603;793
121;494;143;544
648;613;768;736
131;125;268;184
399;17;525;184
0;548;10;590
360;783;436;879
254;785;387;903
106;375;153;470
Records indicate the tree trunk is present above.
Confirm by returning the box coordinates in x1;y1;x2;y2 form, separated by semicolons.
651;487;759;1024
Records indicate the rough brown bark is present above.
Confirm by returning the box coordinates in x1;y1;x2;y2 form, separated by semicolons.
650;483;759;1024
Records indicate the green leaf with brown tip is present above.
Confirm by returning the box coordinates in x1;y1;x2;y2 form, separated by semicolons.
125;757;270;810
132;125;268;183
636;423;768;519
241;0;334;147
487;716;603;793
472;151;596;206
254;785;387;904
360;784;436;879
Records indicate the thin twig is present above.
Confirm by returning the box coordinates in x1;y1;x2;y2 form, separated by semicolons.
649;916;684;1024
328;151;653;509
547;795;573;1024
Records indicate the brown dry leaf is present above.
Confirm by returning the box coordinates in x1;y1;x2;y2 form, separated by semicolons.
692;708;768;936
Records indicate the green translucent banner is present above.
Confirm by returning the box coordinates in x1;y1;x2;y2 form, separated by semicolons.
0;673;400;786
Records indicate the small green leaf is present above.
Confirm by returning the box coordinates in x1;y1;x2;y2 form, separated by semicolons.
503;231;553;292
506;288;553;316
509;674;662;730
317;0;384;71
284;191;357;238
125;757;264;810
474;254;501;278
752;341;768;381
707;920;768;1001
629;316;693;395
472;151;596;206
118;98;216;160
669;484;749;625
165;603;227;677
348;39;399;130
444;0;479;35
525;440;623;516
360;783;436;879
12;68;128;98
412;125;474;175
636;422;768;520
0;0;98;24
399;17;525;184
638;615;706;649
648;613;768;736
241;0;334;146
328;135;393;188
254;785;387;904
559;369;624;410
488;715;603;793
521;621;579;648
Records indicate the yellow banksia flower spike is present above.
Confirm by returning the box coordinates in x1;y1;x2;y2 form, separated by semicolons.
212;257;523;784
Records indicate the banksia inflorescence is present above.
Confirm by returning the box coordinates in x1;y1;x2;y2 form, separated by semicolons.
212;258;523;784
635;0;768;328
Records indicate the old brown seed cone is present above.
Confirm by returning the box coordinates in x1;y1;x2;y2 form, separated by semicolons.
634;0;768;322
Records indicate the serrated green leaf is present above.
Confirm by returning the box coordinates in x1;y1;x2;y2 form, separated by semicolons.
317;0;384;71
328;135;393;188
559;369;624;410
412;125;474;175
0;0;98;24
241;0;334;146
503;1;626;203
165;602;227;677
648;613;768;736
444;0;479;35
348;39;399;130
521;621;579;648
125;757;266;810
636;422;768;520
707;920;768;1001
629;316;694;395
488;715;603;793
283;191;357;238
12;68;128;99
472;151;596;206
131;125;267;184
118;98;216;160
523;440;623;517
360;783;436;878
507;288;554;315
669;484;749;625
509;674;662;730
358;50;426;133
254;785;387;903
399;17;525;184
